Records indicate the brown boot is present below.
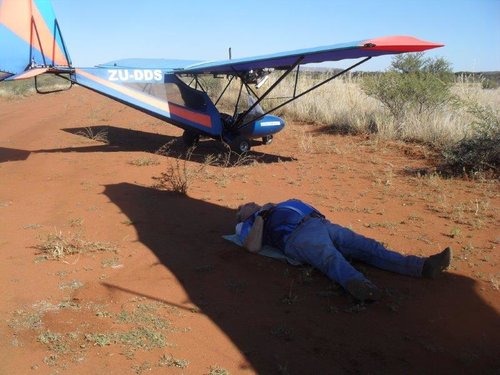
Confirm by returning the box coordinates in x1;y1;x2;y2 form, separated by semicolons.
422;247;452;279
345;279;382;301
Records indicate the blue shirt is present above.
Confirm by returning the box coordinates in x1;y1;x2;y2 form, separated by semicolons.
237;199;322;251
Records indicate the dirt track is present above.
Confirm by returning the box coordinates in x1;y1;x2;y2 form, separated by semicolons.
0;88;499;374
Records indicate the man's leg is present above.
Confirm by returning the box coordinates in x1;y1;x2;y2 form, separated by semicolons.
326;222;425;277
285;219;369;287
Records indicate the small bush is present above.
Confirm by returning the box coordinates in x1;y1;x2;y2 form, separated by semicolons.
154;147;205;194
442;102;500;176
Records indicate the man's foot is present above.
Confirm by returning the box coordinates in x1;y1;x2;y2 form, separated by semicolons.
422;247;452;279
345;279;382;302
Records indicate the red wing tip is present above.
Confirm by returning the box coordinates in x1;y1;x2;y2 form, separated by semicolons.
364;36;444;51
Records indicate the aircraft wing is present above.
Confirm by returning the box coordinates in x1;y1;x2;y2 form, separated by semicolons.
176;36;443;75
89;36;443;76
96;58;203;71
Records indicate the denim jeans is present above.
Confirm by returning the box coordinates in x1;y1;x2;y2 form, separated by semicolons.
284;218;425;287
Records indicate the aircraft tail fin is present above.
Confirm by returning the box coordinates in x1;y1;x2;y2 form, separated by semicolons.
0;0;72;81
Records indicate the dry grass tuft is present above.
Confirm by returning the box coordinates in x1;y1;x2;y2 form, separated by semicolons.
158;353;189;369
36;231;117;260
204;143;258;168
128;157;160;167
76;127;109;143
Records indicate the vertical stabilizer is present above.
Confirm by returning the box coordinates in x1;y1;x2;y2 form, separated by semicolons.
0;0;71;80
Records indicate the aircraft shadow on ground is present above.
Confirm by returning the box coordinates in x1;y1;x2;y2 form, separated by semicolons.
0;147;31;163
33;126;296;165
103;182;500;374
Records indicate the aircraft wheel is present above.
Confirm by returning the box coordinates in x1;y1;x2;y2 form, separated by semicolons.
262;135;273;145
182;130;199;147
231;137;251;154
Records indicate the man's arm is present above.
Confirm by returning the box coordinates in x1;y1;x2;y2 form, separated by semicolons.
243;215;264;253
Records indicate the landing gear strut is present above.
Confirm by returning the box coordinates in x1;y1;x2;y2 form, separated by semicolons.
182;130;200;147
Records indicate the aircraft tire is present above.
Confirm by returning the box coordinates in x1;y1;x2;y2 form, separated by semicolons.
231;137;251;154
182;130;200;147
262;135;273;145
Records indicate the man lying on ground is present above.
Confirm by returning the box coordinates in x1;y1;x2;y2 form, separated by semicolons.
235;199;452;301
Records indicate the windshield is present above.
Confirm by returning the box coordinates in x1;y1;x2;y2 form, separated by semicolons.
124;75;207;112
245;91;265;117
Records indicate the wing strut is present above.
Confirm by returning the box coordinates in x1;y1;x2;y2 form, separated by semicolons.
293;65;300;98
233;55;304;128
53;19;73;68
238;56;372;130
215;75;235;106
30;16;47;68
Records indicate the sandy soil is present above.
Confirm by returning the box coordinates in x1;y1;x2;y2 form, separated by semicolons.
0;87;499;374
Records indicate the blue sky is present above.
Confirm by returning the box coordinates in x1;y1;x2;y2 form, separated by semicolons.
52;0;500;72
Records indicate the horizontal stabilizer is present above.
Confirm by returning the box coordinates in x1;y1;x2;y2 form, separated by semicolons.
3;66;73;81
4;67;48;80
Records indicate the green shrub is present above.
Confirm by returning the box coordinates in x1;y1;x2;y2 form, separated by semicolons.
442;102;499;176
361;53;454;133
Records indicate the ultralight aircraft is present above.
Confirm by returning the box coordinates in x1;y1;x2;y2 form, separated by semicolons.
0;0;444;152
